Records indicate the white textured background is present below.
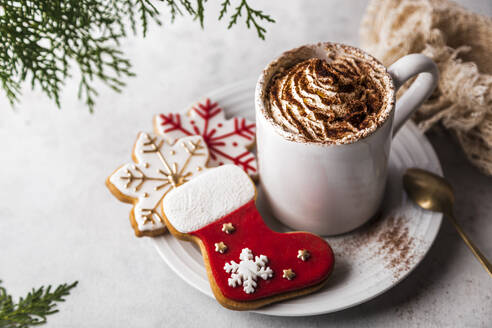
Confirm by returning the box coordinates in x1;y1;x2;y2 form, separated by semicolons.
0;1;491;327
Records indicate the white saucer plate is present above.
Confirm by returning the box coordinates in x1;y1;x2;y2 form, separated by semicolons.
153;80;443;316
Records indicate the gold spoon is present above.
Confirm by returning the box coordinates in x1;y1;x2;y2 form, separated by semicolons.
403;168;492;277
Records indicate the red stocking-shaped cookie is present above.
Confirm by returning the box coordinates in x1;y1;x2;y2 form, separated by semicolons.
162;164;334;310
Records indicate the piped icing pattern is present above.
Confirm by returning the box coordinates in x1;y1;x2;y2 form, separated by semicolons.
154;98;257;178
107;133;209;236
224;248;273;294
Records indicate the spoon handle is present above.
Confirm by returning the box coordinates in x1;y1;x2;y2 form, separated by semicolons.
446;213;492;278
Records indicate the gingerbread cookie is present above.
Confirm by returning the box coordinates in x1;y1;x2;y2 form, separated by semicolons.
161;164;334;310
153;98;258;178
106;132;209;237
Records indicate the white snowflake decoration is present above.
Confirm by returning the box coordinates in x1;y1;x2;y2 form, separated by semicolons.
107;132;209;236
223;248;273;294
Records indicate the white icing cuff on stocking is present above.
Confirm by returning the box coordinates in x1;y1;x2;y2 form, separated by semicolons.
163;164;255;233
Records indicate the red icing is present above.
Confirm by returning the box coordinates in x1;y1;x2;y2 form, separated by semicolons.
191;200;334;302
158;98;257;175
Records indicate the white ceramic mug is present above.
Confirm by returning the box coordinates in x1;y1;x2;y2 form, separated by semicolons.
255;42;438;235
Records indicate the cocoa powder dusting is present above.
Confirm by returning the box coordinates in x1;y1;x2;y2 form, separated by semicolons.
331;215;419;280
267;56;386;143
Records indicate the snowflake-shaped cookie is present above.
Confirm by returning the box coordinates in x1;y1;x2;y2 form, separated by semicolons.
153;98;257;178
106;132;209;237
224;248;273;294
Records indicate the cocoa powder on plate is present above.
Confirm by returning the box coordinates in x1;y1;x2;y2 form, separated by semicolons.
334;215;418;279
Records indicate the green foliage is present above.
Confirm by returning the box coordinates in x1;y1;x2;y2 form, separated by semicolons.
220;0;275;39
0;280;78;327
0;0;275;112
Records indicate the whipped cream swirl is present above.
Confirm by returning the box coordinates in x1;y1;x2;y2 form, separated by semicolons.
267;57;385;143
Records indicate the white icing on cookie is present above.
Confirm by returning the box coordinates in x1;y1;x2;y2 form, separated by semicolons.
108;132;209;234
162;165;255;233
154;98;258;177
224;248;273;294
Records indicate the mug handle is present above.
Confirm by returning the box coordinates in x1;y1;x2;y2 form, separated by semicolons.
387;54;439;136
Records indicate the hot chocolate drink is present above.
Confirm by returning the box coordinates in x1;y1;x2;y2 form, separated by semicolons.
255;42;438;234
265;45;391;144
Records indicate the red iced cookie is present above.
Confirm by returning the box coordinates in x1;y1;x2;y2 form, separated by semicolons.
162;164;334;310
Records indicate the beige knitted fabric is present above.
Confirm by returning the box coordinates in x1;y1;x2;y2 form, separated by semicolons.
360;0;492;175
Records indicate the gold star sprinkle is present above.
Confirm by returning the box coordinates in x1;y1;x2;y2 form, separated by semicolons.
222;223;235;234
214;242;228;254
297;249;310;261
282;269;296;280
